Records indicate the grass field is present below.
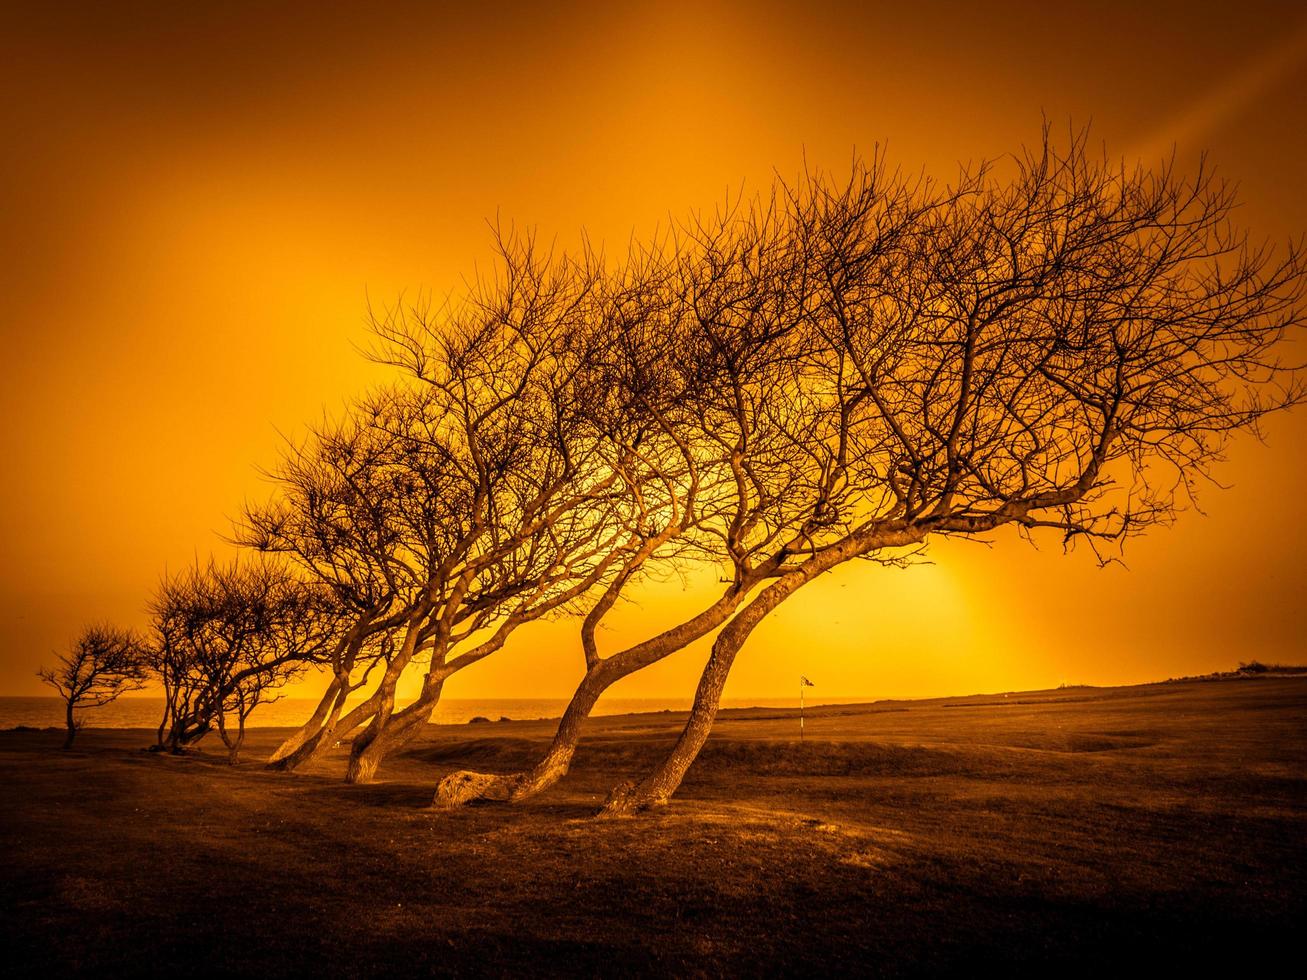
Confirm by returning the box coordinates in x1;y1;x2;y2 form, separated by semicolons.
2;675;1305;976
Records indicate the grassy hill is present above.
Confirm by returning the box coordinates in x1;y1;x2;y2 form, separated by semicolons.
2;674;1305;975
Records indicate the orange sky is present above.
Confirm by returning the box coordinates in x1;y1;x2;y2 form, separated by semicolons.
3;0;1306;702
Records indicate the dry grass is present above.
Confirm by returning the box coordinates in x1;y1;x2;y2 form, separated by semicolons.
2;676;1305;976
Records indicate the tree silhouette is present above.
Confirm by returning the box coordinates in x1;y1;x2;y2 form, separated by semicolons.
148;558;341;756
192;129;1300;810
38;625;149;749
601;130;1305;813
436;156;932;806
245;233;656;782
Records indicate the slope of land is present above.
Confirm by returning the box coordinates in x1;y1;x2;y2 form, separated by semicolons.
2;675;1305;976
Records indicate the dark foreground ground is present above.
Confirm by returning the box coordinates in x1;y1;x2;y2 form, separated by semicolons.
2;676;1305;977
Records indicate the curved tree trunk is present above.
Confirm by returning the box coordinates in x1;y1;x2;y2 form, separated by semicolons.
599;528;922;815
267;687;374;772
155;679;176;750
275;620;425;775
598;580;799;815
62;701;77;750
218;710;247;765
166;708;212;753
268;630;371;767
344;688;399;784
267;672;345;765
345;671;446;784
343;623;426;784
433;587;749;808
506;664;610;800
434;661;611;807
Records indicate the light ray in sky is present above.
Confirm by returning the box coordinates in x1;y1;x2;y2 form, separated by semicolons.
1129;15;1307;162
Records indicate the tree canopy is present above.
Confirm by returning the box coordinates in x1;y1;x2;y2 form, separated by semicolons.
42;130;1304;810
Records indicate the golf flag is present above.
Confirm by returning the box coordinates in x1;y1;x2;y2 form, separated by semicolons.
801;676;815;687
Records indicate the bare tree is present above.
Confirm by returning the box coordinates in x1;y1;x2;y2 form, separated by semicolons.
207;130;1299;810
436;156;932;806
241;232;651;784
599;130;1305;813
216;667;293;766
149;558;342;756
332;231;665;785
37;625;149;749
239;406;432;771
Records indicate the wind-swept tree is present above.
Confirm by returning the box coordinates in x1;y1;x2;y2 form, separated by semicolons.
38;625;150;749
149;558;342;756
437;154;937;807
599;130;1305;813
246;233;654;783
239;403;434;771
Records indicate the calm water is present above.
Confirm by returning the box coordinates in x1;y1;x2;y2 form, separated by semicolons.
0;695;840;730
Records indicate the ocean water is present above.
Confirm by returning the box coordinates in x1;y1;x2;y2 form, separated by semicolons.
0;695;832;730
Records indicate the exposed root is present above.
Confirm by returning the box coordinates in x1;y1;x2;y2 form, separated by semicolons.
432;770;521;808
596;780;667;818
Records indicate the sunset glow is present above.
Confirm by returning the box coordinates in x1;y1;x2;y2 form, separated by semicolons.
5;6;1307;975
3;0;1305;703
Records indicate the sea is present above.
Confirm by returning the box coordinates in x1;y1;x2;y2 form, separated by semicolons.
0;695;845;730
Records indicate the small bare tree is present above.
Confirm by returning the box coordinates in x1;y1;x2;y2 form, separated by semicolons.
239;407;429;771
38;625;149;749
149;558;342;756
216;665;294;765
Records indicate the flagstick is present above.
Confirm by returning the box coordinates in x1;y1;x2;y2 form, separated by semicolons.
799;679;804;742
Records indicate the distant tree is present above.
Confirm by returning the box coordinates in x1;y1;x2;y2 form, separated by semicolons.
149;558;342;757
37;625;149;749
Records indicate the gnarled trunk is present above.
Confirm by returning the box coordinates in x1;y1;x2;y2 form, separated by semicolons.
267;672;345;765
600;528;923;815
346;669;446;784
